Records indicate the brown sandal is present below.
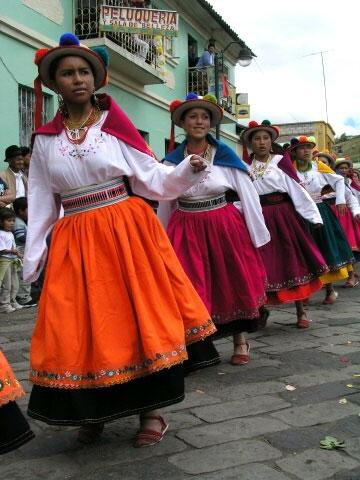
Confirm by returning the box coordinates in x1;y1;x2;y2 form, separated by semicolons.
134;415;169;448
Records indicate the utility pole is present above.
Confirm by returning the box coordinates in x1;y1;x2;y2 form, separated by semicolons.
303;50;329;124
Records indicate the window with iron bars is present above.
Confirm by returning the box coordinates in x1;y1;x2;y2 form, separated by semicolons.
18;85;52;147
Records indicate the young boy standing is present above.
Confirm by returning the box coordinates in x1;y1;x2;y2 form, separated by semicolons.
0;209;23;313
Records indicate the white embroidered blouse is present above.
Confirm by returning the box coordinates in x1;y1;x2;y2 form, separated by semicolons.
157;148;271;249
249;155;323;225
23;113;210;282
296;161;346;206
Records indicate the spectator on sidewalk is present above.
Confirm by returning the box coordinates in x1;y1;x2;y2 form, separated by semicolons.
20;146;31;177
0;209;23;314
0;146;28;200
13;198;36;308
0;176;15;208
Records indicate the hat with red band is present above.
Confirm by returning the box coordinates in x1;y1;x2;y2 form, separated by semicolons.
167;92;223;152
33;33;109;129
242;120;280;145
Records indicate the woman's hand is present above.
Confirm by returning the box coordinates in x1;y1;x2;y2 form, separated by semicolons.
337;204;347;215
189;155;207;173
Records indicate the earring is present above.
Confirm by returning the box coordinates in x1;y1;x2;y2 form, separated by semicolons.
57;93;68;117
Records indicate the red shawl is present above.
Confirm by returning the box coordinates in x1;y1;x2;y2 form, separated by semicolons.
32;94;151;156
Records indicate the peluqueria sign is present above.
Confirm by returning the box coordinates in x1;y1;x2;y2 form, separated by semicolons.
100;5;179;36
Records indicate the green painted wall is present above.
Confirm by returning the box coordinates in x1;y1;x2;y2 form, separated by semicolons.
0;0;239;166
0;0;73;38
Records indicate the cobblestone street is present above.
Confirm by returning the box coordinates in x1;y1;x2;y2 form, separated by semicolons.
1;285;360;479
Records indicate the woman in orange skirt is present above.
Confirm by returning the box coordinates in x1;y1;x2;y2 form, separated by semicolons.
0;350;34;454
23;33;215;446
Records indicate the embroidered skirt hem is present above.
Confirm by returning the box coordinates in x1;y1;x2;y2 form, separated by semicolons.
266;278;323;305
27;364;184;426
0;351;25;406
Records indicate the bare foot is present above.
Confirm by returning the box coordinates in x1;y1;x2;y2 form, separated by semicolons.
343;277;359;288
234;342;249;355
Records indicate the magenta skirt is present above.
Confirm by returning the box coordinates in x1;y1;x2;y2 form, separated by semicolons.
330;204;360;252
167;203;267;324
259;197;328;291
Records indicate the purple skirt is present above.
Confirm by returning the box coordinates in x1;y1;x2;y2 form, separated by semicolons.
167;203;267;324
259;197;328;291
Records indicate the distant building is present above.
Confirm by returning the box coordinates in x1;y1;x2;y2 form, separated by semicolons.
276;121;335;152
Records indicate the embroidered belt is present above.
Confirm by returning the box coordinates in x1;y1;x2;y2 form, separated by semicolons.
60;177;129;216
177;194;227;212
259;192;291;206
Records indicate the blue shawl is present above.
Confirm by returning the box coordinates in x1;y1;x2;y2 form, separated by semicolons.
164;134;248;174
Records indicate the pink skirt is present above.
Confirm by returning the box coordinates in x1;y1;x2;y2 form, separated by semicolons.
167;203;267;324
330;203;360;252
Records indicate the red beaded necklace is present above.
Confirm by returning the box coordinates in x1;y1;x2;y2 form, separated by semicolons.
186;142;208;156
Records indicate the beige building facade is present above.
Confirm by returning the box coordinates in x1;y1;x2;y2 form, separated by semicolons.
276;121;335;152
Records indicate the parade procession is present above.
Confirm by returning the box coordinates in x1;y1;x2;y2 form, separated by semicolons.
0;1;360;479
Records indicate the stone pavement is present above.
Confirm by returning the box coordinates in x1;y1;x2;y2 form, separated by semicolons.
0;284;360;480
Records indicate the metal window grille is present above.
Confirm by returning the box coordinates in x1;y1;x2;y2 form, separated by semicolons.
18;85;51;147
75;0;173;68
187;67;236;115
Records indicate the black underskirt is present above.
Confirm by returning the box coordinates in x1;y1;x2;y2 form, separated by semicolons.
212;317;260;339
27;319;262;427
28;364;185;426
0;401;35;455
185;314;266;374
185;338;221;374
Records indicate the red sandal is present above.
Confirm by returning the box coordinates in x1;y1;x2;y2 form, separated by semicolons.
296;315;311;329
230;342;250;365
135;415;169;448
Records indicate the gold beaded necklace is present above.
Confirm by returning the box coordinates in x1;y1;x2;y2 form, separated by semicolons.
251;154;272;178
63;107;101;144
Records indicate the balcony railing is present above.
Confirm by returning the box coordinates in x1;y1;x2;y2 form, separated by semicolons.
75;0;160;70
187;67;237;118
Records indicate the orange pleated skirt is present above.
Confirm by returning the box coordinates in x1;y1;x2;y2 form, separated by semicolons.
30;197;215;389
